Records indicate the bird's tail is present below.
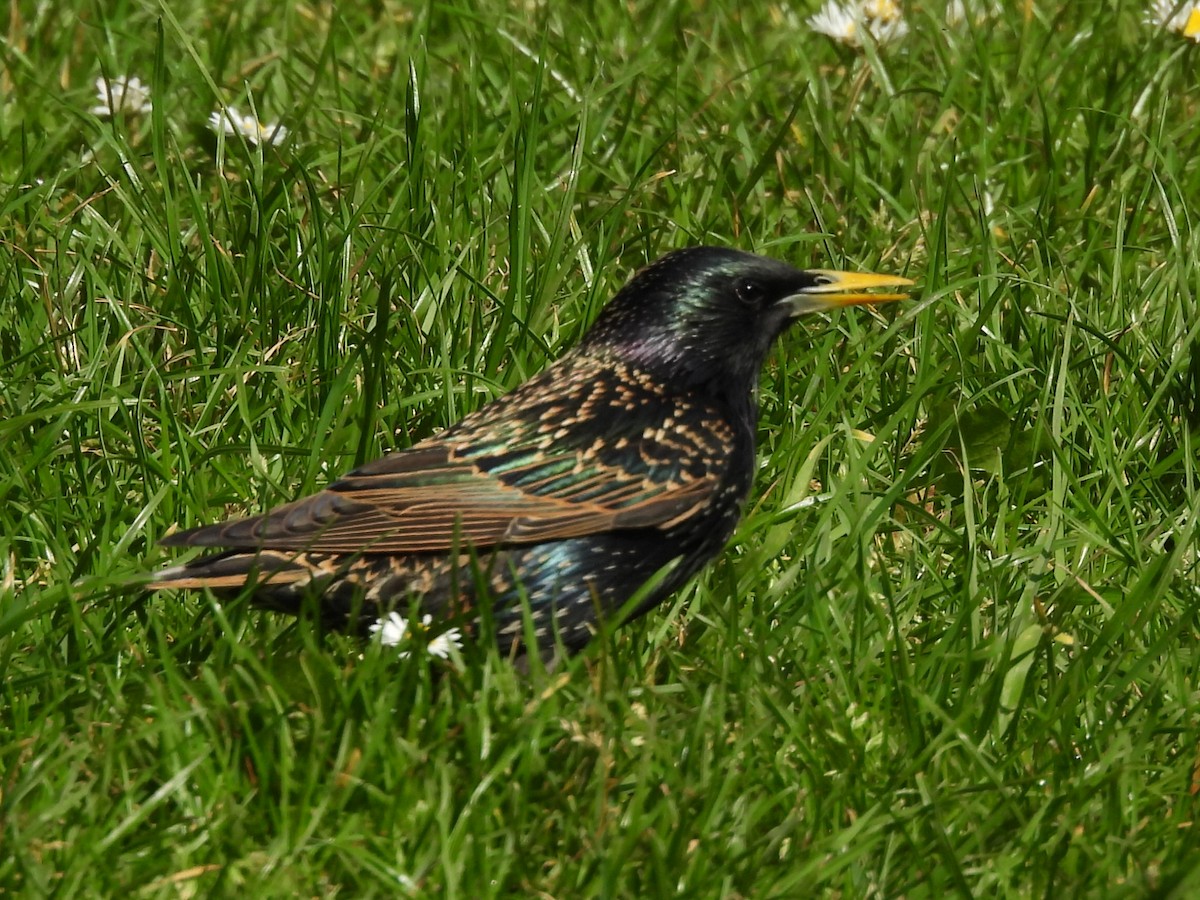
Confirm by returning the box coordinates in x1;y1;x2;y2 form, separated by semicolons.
145;549;321;592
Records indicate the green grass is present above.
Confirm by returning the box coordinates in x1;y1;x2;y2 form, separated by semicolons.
3;0;1200;894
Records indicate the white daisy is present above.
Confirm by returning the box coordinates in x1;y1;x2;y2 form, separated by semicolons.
808;0;860;44
808;0;909;47
370;611;414;647
370;612;463;660
208;105;288;146
1145;0;1200;40
90;75;152;117
427;627;464;660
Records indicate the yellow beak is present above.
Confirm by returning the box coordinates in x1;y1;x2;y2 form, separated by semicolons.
788;269;914;314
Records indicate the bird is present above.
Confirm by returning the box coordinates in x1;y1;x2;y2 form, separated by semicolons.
148;247;911;665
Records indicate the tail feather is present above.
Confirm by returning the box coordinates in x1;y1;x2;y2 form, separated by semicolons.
146;549;321;592
147;548;404;631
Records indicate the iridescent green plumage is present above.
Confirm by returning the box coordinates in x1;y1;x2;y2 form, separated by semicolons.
149;247;911;663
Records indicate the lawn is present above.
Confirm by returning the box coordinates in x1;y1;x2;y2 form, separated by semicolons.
3;0;1200;895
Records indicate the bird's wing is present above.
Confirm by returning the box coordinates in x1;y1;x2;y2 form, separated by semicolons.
160;429;724;554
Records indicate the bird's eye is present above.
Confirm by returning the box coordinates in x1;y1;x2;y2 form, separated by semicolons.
735;278;764;306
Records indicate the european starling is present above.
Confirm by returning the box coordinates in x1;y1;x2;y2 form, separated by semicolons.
149;247;911;663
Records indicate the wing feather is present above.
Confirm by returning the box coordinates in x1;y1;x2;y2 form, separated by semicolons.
162;433;722;554
160;363;731;554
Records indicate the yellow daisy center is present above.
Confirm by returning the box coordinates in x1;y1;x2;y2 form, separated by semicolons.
1184;7;1200;39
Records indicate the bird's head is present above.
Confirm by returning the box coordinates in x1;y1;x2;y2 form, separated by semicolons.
579;246;912;388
